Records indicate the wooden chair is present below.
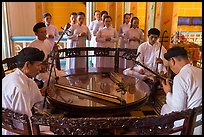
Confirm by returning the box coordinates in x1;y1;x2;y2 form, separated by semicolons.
2;56;17;79
31;107;195;135
2;108;32;135
186;105;202;135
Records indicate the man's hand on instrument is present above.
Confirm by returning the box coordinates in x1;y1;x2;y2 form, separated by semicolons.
156;57;163;64
40;86;55;97
161;78;171;94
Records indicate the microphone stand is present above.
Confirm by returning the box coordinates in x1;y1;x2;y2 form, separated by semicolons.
42;23;71;109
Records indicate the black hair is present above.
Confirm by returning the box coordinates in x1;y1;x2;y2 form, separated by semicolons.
43;13;52;18
164;46;188;60
100;10;108;17
103;15;112;22
148;28;160;37
33;22;46;33
16;47;45;69
123;13;131;24
130;17;139;28
77;12;85;17
70;12;77;17
94;10;100;15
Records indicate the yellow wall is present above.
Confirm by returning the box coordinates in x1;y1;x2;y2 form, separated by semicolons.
136;2;146;30
177;2;202;32
95;2;108;12
43;2;86;31
37;2;201;33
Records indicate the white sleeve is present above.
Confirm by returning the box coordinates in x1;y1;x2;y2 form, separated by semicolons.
136;46;144;71
88;21;94;34
96;30;106;42
93;24;100;36
86;27;91;41
166;76;188;112
110;29;119;42
66;26;78;41
54;26;60;41
118;26;123;37
12;87;33;118
123;68;146;80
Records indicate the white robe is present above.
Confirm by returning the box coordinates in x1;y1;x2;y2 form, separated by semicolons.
123;41;168;80
96;26;119;68
93;21;104;47
2;68;43;135
161;64;202;135
45;24;59;46
88;20;102;68
28;38;53;61
65;23;91;70
64;23;76;70
124;27;144;68
35;68;67;87
118;23;130;69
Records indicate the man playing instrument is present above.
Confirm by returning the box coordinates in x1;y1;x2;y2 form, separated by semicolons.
161;46;202;135
2;47;52;135
123;28;168;103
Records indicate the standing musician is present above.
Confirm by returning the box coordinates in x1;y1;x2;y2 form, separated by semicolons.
161;46;202;135
123;28;168;103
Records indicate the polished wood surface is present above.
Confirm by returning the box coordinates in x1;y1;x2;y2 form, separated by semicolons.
47;68;150;117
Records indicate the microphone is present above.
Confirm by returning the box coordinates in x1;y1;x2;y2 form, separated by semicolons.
61;27;71;33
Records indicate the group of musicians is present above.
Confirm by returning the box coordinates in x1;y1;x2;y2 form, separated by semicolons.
2;10;202;135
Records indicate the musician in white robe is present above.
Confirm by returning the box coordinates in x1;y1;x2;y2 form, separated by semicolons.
123;28;167;81
43;13;59;46
28;22;53;61
66;12;91;69
124;17;144;68
93;10;108;47
88;10;101;68
96;15;119;68
2;47;47;135
118;13;131;69
161;46;202;135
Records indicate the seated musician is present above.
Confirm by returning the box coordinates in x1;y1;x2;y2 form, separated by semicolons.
2;47;53;135
123;28;168;103
161;46;202;135
123;28;168;80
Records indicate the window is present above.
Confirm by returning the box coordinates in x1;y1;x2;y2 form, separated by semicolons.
178;16;202;26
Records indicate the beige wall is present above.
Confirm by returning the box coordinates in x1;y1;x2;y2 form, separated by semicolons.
7;2;36;36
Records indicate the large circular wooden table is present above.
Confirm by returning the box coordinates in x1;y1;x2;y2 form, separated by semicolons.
47;68;150;117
